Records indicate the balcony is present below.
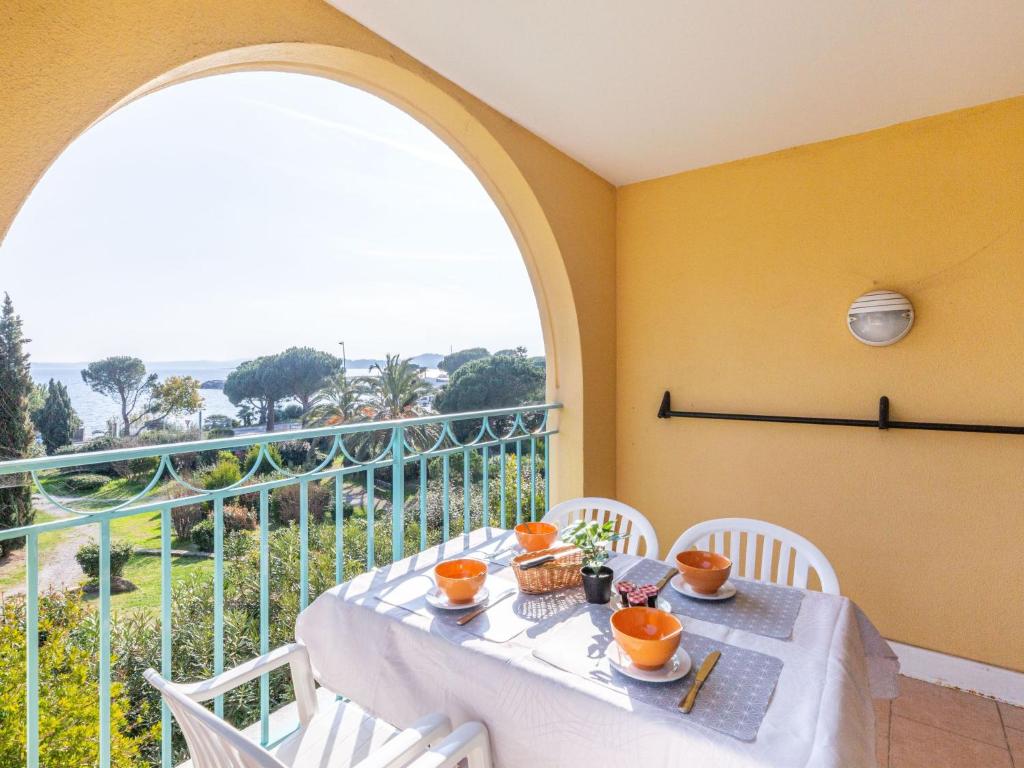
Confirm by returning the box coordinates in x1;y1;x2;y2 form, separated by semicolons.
3;3;1024;768
0;405;557;766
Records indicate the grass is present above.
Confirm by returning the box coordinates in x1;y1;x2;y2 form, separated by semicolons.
109;509;195;551
39;472;166;511
83;552;214;612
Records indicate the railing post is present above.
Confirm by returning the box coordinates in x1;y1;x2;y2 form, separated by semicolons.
463;446;471;535
259;489;270;746
25;532;39;768
419;456;428;552
499;442;507;528
392;426;405;562
99;521;111;768
366;467;375;568
515;440;523;525
482;444;490;527
213;497;225;717
530;438;537;522
160;506;172;768
334;475;344;585
299;479;309;610
442;454;450;541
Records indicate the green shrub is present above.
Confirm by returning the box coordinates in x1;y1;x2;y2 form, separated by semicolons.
242;443;283;476
0;591;150;766
277;440;312;468
75;541;134;580
223;503;255;533
61;473;109;493
171;505;205;542
206;427;235;438
271;481;331;526
202;452;242;490
190;519;215;552
280;404;303;421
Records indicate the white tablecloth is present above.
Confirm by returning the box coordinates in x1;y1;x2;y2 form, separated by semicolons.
296;528;897;768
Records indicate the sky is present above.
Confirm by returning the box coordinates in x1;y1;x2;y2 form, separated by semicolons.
0;72;544;363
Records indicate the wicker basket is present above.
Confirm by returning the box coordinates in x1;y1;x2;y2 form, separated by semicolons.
510;545;583;594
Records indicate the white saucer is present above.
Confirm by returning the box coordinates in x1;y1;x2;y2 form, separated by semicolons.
607;641;692;683
425;586;489;610
669;574;737;601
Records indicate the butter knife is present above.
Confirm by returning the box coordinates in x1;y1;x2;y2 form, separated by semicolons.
456;590;514;626
679;650;721;713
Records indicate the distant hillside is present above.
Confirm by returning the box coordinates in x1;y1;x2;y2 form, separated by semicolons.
345;353;443;369
410;353;443;368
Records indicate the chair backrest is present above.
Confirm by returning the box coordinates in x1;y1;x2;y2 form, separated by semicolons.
144;668;285;768
665;517;840;594
542;497;659;558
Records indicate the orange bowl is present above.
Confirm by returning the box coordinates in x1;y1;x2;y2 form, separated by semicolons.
514;521;559;552
611;607;683;670
676;550;732;595
434;558;487;604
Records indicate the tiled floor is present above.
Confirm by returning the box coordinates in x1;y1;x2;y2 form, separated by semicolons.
876;676;1023;767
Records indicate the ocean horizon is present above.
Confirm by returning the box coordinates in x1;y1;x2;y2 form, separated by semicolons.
31;356;445;437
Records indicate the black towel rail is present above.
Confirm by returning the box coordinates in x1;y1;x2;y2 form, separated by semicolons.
657;391;1024;436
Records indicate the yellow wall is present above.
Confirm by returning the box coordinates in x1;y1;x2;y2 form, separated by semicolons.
617;97;1024;670
0;1;617;500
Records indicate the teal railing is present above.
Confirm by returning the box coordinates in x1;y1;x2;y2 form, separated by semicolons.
0;403;559;768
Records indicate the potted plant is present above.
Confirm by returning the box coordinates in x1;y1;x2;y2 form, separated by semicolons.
561;519;628;604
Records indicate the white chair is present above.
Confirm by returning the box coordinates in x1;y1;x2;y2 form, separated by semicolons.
144;643;493;768
665;517;840;594
543;497;659;558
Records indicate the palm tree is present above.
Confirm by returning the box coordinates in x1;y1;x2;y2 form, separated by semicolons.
304;370;364;426
361;354;433;421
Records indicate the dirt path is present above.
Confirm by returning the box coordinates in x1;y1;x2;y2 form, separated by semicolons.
0;495;95;596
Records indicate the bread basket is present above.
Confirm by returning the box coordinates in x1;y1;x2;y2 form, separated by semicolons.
510;545;582;594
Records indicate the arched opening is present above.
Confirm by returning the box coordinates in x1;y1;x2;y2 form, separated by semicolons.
4;70;545;433
2;42;590;501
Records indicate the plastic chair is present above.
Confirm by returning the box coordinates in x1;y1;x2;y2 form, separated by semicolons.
542;497;659;558
665;517;840;594
144;643;493;768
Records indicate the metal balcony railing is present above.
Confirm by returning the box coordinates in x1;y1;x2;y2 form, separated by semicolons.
0;403;559;768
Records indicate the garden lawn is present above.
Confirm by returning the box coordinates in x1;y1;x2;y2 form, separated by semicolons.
84;552;213;612
109;509;196;551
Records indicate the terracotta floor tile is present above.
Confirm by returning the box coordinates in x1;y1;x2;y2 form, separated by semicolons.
892;676;1005;747
1001;702;1024;732
875;699;891;739
1006;728;1023;767
890;716;1012;768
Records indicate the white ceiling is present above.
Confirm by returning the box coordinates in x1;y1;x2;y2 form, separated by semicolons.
332;1;1024;186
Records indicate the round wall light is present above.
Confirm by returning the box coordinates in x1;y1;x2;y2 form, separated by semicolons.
847;290;914;346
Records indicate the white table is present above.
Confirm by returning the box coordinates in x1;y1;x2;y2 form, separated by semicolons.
296;528;896;768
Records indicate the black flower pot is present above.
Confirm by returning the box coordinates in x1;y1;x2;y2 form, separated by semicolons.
581;565;613;604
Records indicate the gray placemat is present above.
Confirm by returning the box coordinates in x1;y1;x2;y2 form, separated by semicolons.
375;572;588;643
533;606;783;742
617;559;805;640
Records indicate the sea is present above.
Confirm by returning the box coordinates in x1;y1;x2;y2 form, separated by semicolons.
30;361;439;438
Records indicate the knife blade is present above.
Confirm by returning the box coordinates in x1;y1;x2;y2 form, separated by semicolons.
655;569;675;593
679;650;721;713
456;590;514;626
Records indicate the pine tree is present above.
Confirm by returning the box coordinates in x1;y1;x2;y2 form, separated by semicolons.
34;378;80;454
0;293;35;554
